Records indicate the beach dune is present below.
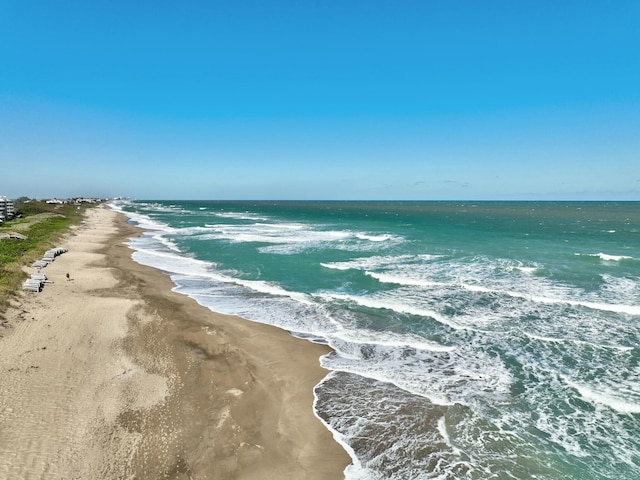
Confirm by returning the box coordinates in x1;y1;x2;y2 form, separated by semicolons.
0;206;349;479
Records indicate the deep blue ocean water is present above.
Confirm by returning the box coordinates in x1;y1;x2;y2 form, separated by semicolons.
111;200;640;479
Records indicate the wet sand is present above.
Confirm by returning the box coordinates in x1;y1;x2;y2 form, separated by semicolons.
0;205;350;479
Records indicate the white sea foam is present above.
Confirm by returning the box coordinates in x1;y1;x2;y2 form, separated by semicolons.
599;274;640;307
592;253;634;262
258;244;307;254
562;376;640;414
313;374;371;480
516;266;538;274
575;252;635;262
107;201;125;212
323;360;455;407
366;272;447;288
331;328;455;353
131;247;218;278
231;278;314;305
370;268;640;317
323;334;514;407
334;256;543;300
321;254;429;272
219;223;333;244
173;225;219;235
322;293;463;330
125;210;176;233
561;298;640;316
190;222;400;254
213;211;270;221
523;332;634;352
321;262;355;270
148;234;181;252
355;233;396;242
437;416;464;456
534;409;589;458
473;279;640;317
134;201;187;214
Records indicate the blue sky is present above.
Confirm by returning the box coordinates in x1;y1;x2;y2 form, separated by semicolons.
1;1;639;200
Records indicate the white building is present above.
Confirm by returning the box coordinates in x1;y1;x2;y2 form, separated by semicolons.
0;196;15;223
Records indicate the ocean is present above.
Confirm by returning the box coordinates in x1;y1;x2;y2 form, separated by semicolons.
110;200;640;480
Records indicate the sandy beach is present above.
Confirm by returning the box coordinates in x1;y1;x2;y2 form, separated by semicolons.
0;205;350;479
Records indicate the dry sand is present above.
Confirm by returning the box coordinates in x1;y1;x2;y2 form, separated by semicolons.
0;206;350;479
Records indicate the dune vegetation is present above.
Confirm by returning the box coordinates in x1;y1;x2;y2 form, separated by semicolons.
0;200;96;316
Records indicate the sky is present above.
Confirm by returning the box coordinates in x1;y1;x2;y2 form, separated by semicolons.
1;0;639;200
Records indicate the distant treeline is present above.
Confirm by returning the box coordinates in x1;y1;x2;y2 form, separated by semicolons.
13;198;104;216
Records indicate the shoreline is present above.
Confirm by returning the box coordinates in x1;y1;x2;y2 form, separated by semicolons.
0;205;350;479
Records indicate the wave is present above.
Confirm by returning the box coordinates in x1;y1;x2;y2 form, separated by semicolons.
523;332;634;352
313;373;377;480
121;200;187;215
330;328;455;353
437;416;464;457
595;253;634;262
516;266;538;274
212;211;270;221
321;262;352;271
184;222;401;255
577;253;635;262
321;254;438;272
109;203;177;235
561;376;640;414
366;271;447;288
322;293;464;330
131;242;316;307
323;333;514;408
231;278;315;305
130;246;220;279
366;270;640;317
355;233;396;242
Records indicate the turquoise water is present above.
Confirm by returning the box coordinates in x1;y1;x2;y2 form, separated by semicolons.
113;200;640;479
